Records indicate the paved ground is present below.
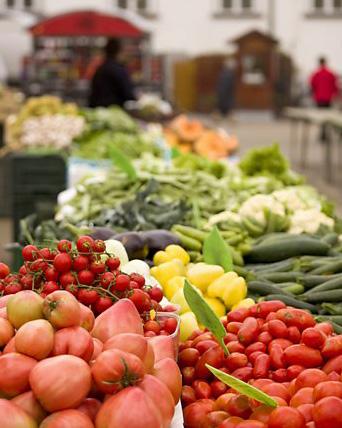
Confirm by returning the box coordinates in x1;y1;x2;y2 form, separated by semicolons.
211;111;342;215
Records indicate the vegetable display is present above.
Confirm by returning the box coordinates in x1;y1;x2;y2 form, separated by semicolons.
0;288;182;427
180;300;342;428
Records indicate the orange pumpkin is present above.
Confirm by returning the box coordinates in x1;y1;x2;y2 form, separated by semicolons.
194;130;229;160
170;115;204;142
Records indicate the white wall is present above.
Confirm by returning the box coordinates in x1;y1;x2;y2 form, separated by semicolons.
0;0;341;81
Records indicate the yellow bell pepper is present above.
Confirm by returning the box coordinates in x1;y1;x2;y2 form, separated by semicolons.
222;276;247;309
186;263;224;293
153;245;190;266
204;296;226;318
164;276;186;300
207;272;239;299
180;312;199;342
171;287;203;314
231;298;255;311
150;259;186;288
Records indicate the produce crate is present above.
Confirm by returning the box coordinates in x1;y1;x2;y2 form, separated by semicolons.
0;153;66;240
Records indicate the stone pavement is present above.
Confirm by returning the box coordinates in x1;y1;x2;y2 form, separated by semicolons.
211;112;342;215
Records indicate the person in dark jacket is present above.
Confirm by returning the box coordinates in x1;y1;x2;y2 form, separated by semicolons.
217;58;236;118
89;38;136;108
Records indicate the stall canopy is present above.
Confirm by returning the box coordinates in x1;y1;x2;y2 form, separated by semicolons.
29;10;145;38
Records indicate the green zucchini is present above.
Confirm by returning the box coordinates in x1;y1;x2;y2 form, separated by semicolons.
248;281;290;296
304;289;342;303
304;276;342;295
246;238;330;263
281;283;305;295
258;272;303;283
321;302;342;315
308;259;342;275
315;315;342;325
300;274;342;289
322;232;339;246
263;294;319;312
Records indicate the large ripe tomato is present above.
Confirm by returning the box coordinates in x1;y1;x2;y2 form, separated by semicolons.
51;326;94;362
225;395;252;419
148;335;176;362
0;399;38;428
79;303;95;332
153;357;182;404
39;409;94;428
12;391;47;424
268;406;306;428
95;386;166;428
43;290;81;329
7;290;44;329
91;349;145;394
183;399;215;428
77;398;102;422
0;294;11;308
15;319;54;360
312;396;342;428
91;338;103;361
29;355;92;412
3;336;16;353
91;299;143;343
104;333;154;373
297;403;314;423
0;353;37;397
0;317;14;347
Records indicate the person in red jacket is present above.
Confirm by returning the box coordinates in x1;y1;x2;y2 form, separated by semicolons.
310;57;339;108
310;57;339;141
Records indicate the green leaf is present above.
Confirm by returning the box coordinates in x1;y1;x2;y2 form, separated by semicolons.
108;146;137;181
206;364;278;408
203;226;233;272
184;280;228;355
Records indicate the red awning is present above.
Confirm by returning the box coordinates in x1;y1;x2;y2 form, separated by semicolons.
30;10;145;38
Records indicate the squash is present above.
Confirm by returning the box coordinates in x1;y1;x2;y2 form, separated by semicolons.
225;135;239;153
170;115;204;142
194;130;229;160
164;129;179;147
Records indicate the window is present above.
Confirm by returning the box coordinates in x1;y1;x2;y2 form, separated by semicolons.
334;0;342;9
137;0;147;11
242;0;252;9
24;0;33;8
222;0;232;9
118;0;127;9
6;0;15;7
313;0;324;9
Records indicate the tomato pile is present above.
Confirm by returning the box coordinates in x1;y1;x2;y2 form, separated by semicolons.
180;300;342;428
0;289;182;428
0;237;179;338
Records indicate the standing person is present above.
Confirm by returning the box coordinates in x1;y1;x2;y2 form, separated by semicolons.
310;57;339;141
89;38;136;108
217;58;236;119
310;57;339;109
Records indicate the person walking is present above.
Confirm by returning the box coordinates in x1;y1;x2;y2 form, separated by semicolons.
310;57;339;109
217;58;237;119
310;57;339;141
89;38;136;108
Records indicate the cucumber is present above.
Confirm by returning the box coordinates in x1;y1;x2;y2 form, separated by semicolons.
233;265;251;278
300;274;342;289
304;289;342;303
315;315;342;325
321;302;342;315
248;281;290;296
304;276;342;295
309;259;342;275
246;238;330;263
282;283;305;295
263;294;319;312
258;272;303;283
330;321;342;334
322;232;339;246
254;233;293;246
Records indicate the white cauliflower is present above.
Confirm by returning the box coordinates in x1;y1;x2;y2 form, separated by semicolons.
289;209;334;234
238;194;285;225
273;186;321;212
207;211;241;228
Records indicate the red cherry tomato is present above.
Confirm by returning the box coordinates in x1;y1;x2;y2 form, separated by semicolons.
312;396;342;428
290;387;314;407
268;406;306;428
301;328;325;349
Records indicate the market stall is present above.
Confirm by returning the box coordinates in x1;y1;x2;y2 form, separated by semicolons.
0;98;342;428
22;10;159;104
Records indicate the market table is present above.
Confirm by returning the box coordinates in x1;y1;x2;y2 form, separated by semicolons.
284;107;342;182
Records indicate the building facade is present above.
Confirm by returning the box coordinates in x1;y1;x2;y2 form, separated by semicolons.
0;0;341;80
